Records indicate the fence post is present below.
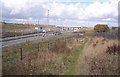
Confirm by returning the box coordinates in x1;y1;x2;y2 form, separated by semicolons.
20;48;23;61
48;42;49;50
65;38;66;44
38;43;39;52
50;42;52;52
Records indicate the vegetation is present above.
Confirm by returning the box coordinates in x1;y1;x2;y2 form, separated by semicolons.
106;43;120;54
83;36;119;75
2;24;119;75
2;36;86;75
94;24;110;32
2;22;59;38
66;38;87;75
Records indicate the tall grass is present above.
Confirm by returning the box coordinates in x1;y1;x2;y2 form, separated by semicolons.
84;36;119;75
2;36;84;75
106;43;120;55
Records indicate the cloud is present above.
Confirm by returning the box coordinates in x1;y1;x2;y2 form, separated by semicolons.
1;0;48;10
1;0;119;26
1;0;49;19
49;0;118;21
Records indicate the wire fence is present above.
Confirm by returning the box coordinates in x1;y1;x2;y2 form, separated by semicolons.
2;34;83;75
92;29;119;40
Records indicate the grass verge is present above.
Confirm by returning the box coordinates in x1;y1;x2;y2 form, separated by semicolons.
66;38;88;75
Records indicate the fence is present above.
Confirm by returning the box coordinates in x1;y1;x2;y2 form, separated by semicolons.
2;34;83;75
92;29;119;40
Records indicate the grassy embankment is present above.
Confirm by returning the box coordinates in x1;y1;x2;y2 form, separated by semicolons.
83;36;119;75
2;22;58;38
74;29;119;75
2;29;119;75
2;35;86;75
66;37;88;75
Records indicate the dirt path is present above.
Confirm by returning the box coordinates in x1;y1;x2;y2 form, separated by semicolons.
74;37;91;75
65;37;89;75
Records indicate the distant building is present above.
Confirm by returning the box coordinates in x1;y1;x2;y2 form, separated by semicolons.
56;25;82;32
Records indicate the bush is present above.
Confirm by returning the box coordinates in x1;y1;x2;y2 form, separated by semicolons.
94;24;110;32
106;43;120;54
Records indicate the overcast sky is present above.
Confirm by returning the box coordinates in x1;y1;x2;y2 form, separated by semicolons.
1;0;119;27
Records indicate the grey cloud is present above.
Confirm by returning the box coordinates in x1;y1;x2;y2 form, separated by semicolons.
2;2;47;20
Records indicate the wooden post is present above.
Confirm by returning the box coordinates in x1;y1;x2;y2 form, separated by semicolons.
38;43;39;52
65;38;66;44
41;43;43;52
50;42;52;52
20;48;23;61
48;42;49;50
77;38;78;43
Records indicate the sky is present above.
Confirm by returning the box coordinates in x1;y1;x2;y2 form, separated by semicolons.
1;0;119;27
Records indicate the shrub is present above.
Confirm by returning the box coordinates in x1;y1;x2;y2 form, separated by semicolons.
106;43;120;54
94;24;110;32
92;43;96;47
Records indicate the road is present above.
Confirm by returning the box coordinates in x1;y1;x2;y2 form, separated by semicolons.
1;32;55;48
1;32;83;48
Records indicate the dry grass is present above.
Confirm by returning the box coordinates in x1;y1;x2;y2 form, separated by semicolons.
2;22;59;38
80;37;119;75
3;35;119;75
2;37;84;75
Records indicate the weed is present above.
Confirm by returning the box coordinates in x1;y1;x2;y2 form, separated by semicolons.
92;43;96;47
106;43;120;54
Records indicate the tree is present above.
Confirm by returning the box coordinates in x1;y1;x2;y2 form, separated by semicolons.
94;24;110;32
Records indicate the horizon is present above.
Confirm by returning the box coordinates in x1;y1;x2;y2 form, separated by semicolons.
1;21;118;28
